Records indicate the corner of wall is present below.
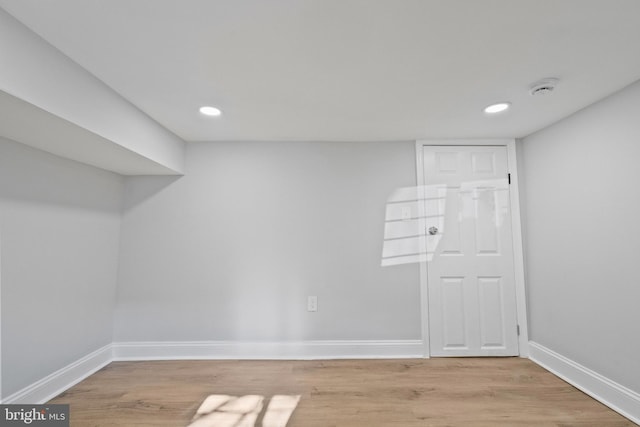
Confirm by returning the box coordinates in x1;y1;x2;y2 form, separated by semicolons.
2;344;113;404
529;341;640;425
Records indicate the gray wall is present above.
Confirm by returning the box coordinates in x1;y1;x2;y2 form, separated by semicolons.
0;137;123;398
520;80;640;393
115;141;421;342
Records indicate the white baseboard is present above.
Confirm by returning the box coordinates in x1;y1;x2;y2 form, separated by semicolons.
3;344;113;404
2;339;423;404
529;341;640;425
112;340;425;361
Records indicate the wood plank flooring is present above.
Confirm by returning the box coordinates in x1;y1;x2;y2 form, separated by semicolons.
48;358;636;426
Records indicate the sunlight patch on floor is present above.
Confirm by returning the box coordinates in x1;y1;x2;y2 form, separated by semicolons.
188;394;300;427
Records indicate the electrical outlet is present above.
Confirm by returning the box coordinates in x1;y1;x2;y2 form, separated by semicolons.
307;296;318;312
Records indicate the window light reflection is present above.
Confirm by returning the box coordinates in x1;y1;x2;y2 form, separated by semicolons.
188;394;300;427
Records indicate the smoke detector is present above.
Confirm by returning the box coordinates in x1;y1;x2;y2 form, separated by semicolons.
529;78;559;96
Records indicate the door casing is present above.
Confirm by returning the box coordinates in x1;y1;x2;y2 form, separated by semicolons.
415;139;529;358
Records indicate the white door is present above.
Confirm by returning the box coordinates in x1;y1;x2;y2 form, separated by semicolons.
423;146;519;357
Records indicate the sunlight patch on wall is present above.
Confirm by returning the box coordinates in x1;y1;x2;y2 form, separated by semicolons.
381;181;509;266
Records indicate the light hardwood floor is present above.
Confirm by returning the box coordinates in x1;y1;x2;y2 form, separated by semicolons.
48;358;635;426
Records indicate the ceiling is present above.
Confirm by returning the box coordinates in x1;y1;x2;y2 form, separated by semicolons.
2;0;640;142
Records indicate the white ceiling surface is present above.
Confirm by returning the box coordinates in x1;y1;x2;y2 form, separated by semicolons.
2;0;640;142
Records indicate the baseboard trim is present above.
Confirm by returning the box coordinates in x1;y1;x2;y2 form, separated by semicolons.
3;344;113;404
529;341;640;425
112;340;425;361
2;339;424;404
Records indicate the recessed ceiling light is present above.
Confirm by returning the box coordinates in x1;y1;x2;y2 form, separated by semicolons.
199;106;222;116
484;102;511;114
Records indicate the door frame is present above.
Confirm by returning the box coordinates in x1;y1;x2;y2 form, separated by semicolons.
0;226;3;402
415;139;529;358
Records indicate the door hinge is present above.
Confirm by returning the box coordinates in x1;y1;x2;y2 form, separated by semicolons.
517;325;520;336
508;173;511;185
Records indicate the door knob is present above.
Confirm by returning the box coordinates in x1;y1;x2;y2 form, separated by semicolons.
428;226;438;235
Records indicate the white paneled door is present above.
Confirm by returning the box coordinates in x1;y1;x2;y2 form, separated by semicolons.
423;146;519;356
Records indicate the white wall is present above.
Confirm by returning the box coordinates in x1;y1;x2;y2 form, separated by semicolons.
520;79;640;393
115;141;421;342
0;137;123;398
